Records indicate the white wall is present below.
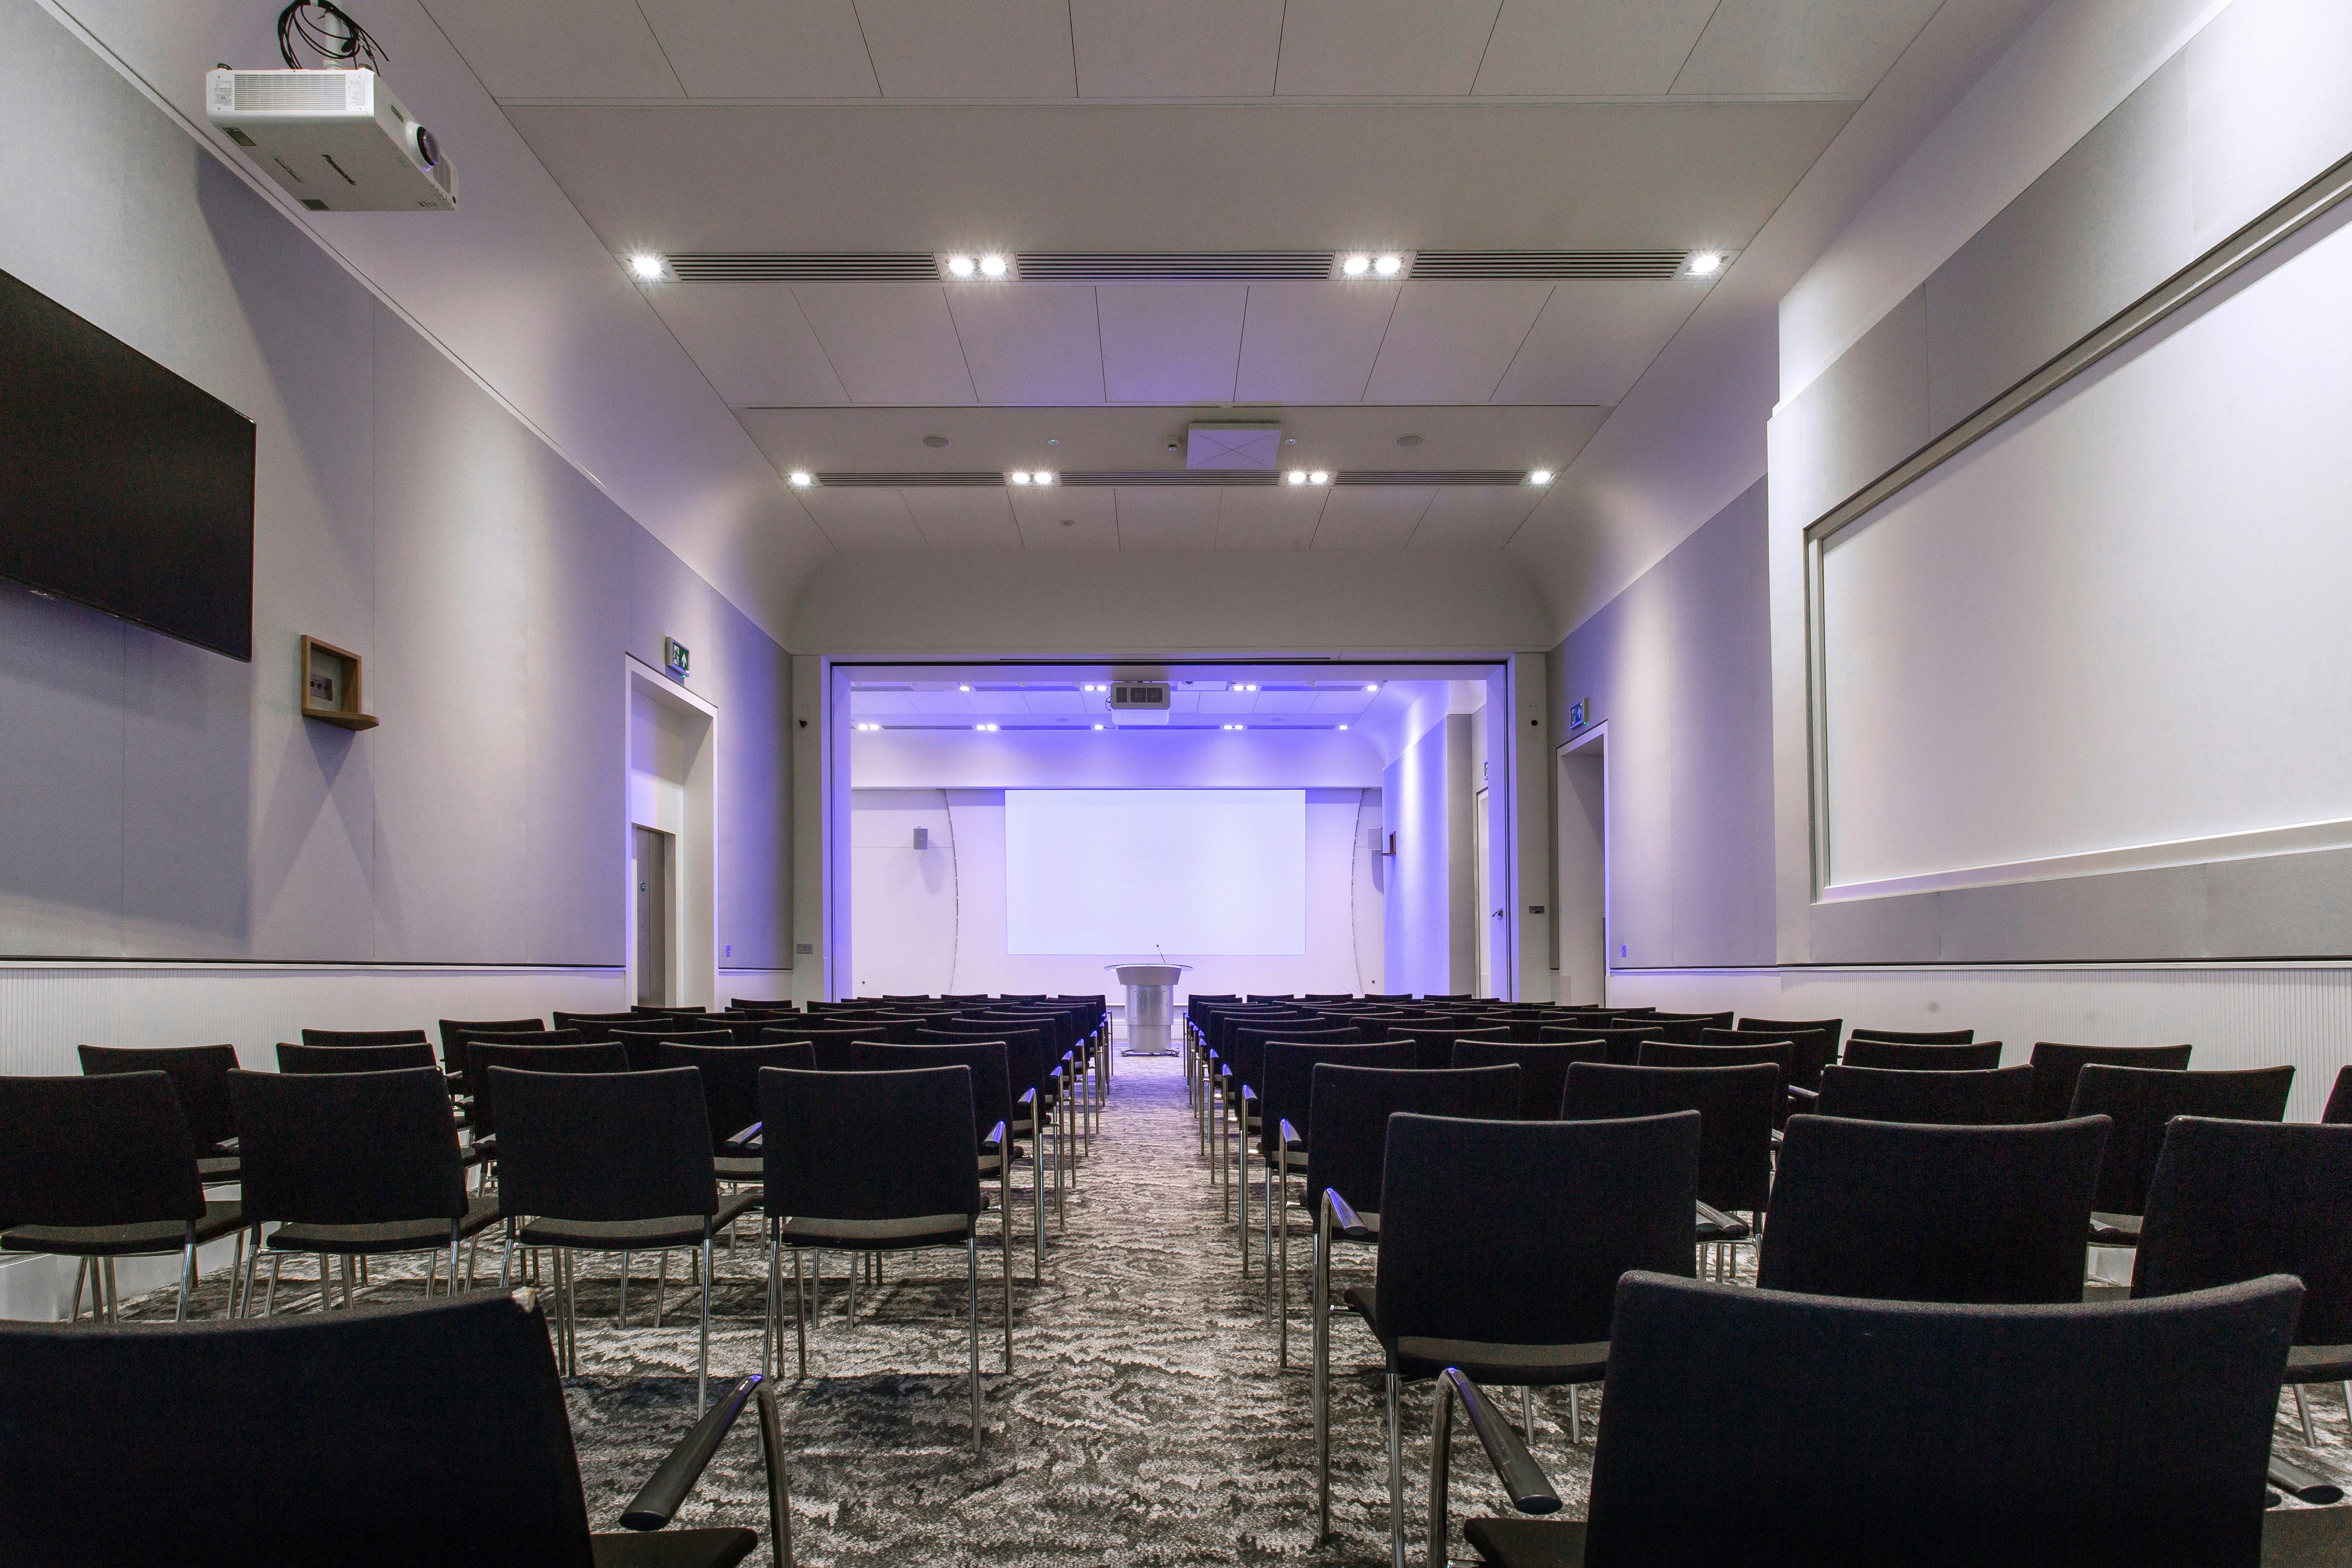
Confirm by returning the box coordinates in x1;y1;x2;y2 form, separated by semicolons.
1383;711;1474;998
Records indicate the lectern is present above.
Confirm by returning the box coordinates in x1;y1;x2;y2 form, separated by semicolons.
1107;963;1188;1056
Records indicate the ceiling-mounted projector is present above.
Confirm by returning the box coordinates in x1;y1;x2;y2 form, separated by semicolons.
205;68;456;211
1108;683;1171;726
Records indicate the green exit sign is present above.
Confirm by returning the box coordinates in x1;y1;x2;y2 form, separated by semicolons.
663;637;690;678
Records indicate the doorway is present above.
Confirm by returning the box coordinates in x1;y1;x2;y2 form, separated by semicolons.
1555;728;1607;1005
632;825;672;1006
1473;786;1492;998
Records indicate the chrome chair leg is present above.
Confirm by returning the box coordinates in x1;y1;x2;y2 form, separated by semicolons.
1279;1144;1293;1365
619;1248;631;1327
794;1245;809;1380
655;1248;669;1327
2297;1383;2317;1446
1001;1162;1015;1372
1314;1199;1332;1541
265;1251;284;1316
967;1235;983;1454
174;1231;195;1323
1568;1383;1582;1446
698;1231;713;1416
69;1258;88;1324
1386;1371;1407;1568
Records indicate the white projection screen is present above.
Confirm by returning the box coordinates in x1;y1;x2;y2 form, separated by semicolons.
1004;790;1306;955
1818;212;2352;897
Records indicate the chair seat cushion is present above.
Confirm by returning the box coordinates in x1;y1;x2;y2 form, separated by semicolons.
1464;1516;1587;1568
518;1191;761;1253
2089;1211;2143;1248
1339;1286;1608;1386
2290;1344;2352;1383
267;1193;501;1256
3;1200;245;1258
714;1155;762;1180
774;1212;975;1251
589;1526;759;1568
1696;1212;1752;1243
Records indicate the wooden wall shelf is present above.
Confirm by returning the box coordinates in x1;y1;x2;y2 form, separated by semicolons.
300;636;377;731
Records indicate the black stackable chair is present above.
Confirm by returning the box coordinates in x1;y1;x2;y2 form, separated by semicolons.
1850;1025;1976;1044
2025;1041;2193;1123
1340;1110;1700;1561
229;1066;498;1314
464;1040;629;1145
853;1040;1026;1312
921;1021;1060;1243
1452;1038;1606;1121
611;1025;738;1073
1561;1062;1776;1272
1439;1272;2299;1568
1701;1026;1834;1091
298;1027;431;1049
276;1039;439;1076
1808;1062;2036;1124
1644;1010;1736;1043
657;1039;815;1179
1383;1023;1512;1072
1535;1023;1659;1064
2325;1066;2352;1125
76;1043;242;1181
1757;1113;2109;1305
762;1023;884;1072
436;1016;546;1082
552;1010;640;1039
2135;1116;2352;1455
1842;1036;2004;1071
1257;1038;1415;1346
490;1065;757;1413
1303;1063;1523;1539
0;1289;791;1568
2068;1065;2294;1246
0;1073;243;1323
757;1065;998;1453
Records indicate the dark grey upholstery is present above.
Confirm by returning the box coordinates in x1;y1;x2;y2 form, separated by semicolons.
1759;1114;2109;1304
229;1066;494;1259
2325;1065;2352;1126
1813;1062;2034;1124
2026;1041;2192;1124
1306;1065;1522;1220
1450;1039;1605;1120
0;1073;241;1263
1535;1023;1659;1064
1850;1026;1976;1044
466;1040;629;1141
1841;1037;2004;1071
77;1043;239;1154
656;1040;815;1166
298;1027;430;1049
1562;1062;1777;1215
2069;1065;2294;1226
276;1039;439;1076
1702;1025;1834;1090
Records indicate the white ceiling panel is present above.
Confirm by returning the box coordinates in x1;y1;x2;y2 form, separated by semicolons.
794;286;978;404
1671;0;1945;97
1362;283;1552;404
1008;484;1119;550
1251;690;1318;712
1490;280;1706;405
1096;286;1246;403
1312;488;1437;549
1215;486;1328;550
850;690;922;713
1234;285;1400;403
645;284;849;406
1472;0;1720;96
1115;488;1220;550
901;487;1023;548
1312;690;1376;712
911;690;981;713
796;487;926;549
1273;0;1506;97
1071;0;1284;98
419;0;684;99
1407;486;1542;549
636;0;882;98
853;0;1079;98
944;287;1106;404
1195;691;1257;713
1022;690;1095;712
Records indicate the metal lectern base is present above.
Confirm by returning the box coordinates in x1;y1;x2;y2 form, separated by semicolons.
1122;1048;1177;1058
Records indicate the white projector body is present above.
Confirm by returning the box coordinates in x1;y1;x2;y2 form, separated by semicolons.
205;68;456;212
1109;683;1171;726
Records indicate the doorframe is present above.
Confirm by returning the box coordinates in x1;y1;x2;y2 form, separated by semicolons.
1555;723;1609;1005
624;656;719;1010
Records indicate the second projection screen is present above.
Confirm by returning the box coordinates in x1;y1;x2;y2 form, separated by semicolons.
1004;789;1306;955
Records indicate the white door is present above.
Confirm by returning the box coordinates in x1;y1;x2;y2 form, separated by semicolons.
1474;786;1492;998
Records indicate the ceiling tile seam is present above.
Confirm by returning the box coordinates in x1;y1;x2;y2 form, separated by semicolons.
1302;485;1338;551
1356;285;1408;403
783;284;856;406
1666;0;1732;96
490;92;1866;108
1393;488;1442;549
936;286;987;406
845;0;886;97
1271;0;1293;99
1465;0;1510;99
1091;286;1109;404
627;0;690;99
1483;281;1559;404
1062;0;1079;99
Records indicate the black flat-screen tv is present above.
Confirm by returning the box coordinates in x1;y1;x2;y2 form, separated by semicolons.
0;265;255;661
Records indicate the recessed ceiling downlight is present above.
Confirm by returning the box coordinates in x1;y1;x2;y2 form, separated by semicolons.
1342;254;1370;277
1373;254;1402;276
629;253;664;280
946;254;976;277
1689;251;1724;276
978;254;1008;278
788;470;814;487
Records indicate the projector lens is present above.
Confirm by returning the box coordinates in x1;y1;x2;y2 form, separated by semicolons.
411;124;438;169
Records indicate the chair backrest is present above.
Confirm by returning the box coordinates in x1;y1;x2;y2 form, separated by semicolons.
2026;1041;2193;1124
1229;1024;1358;1091
75;1044;239;1148
436;1017;546;1076
1647;1011;1736;1043
1562;1062;1778;1213
0;1291;599;1566
2134;1117;2352;1346
229;1067;469;1228
2069;1065;2295;1217
607;1026;736;1072
1258;1040;1416;1153
853;1040;1012;1142
0;1074;205;1230
276;1039;440;1076
1758;1114;2109;1304
1850;1026;1975;1045
1449;1038;1605;1120
1701;1026;1834;1089
1581;1271;2297;1568
1383;1023;1512;1072
489;1066;717;1224
299;1027;430;1049
1639;1038;1793;1073
1303;1065;1520;1218
1738;1016;1842;1054
633;1005;707;1016
759;1066;980;1223
1376;1110;1699;1350
550;1011;638;1040
2327;1065;2352;1125
1537;1023;1661;1063
465;1041;629;1140
918;1025;1048;1101
655;1040;815;1152
764;1023;886;1071
1813;1063;2035;1125
1842;1037;2004;1071
730;999;800;1014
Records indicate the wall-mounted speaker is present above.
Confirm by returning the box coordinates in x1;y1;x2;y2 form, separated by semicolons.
913;827;929;850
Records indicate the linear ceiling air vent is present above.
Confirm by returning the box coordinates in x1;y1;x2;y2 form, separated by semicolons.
813;470;1541;489
1016;252;1334;282
1337;470;1533;486
1409;250;1689;280
813;472;1010;487
665;253;939;282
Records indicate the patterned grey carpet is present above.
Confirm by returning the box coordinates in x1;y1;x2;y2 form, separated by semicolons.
130;1051;2352;1563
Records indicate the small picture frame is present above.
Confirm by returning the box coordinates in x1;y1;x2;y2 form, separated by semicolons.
300;636;378;731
